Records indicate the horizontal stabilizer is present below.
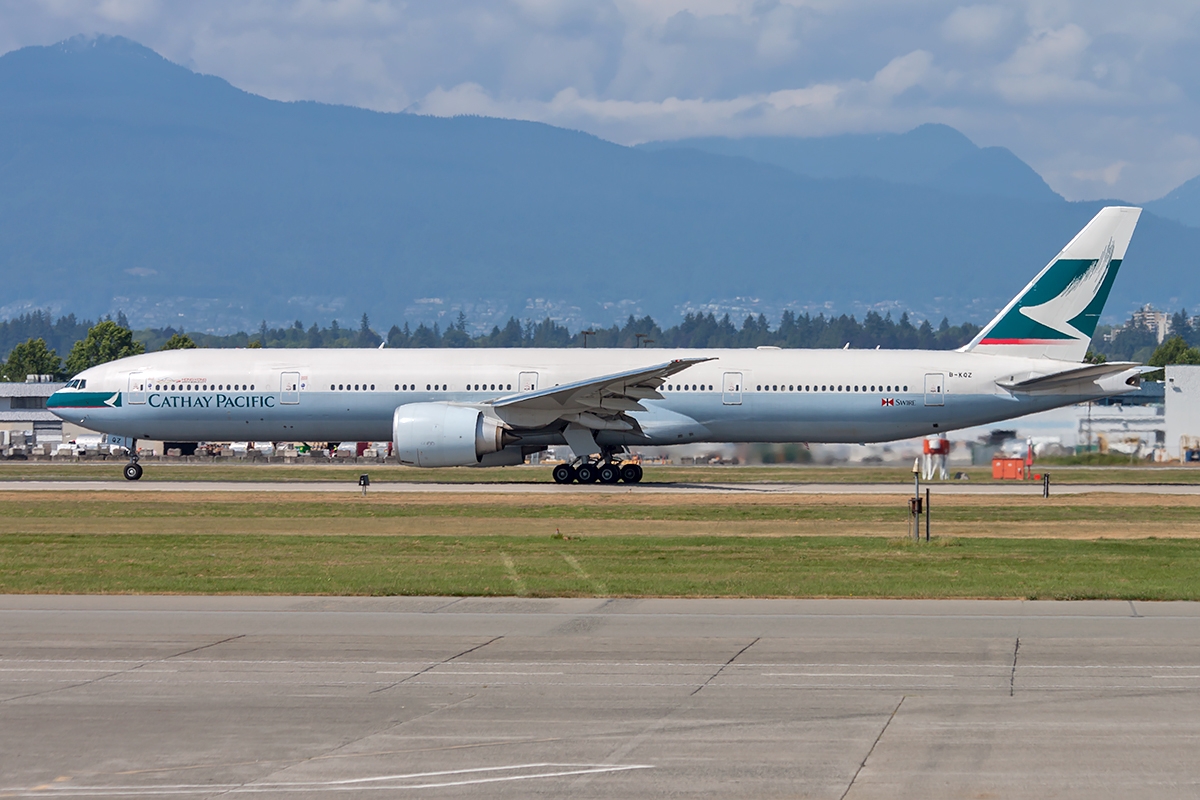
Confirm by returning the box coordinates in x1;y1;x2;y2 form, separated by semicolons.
996;362;1144;392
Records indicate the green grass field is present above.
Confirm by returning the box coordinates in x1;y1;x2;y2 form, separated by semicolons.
2;490;1198;599
2;460;1199;484
2;532;1195;600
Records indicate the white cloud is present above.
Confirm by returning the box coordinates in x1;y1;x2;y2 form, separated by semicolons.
1071;161;1127;187
3;0;1200;200
941;5;1011;46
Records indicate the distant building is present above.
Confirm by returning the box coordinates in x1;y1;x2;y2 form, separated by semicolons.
0;379;66;446
1105;304;1173;344
1166;366;1200;459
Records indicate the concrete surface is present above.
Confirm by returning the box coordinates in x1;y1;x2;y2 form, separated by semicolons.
2;597;1199;798
3;479;1200;494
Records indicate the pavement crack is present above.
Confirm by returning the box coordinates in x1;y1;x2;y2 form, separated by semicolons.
161;634;246;661
1128;600;1142;618
840;696;904;800
428;598;464;613
370;636;502;694
690;637;759;696
1009;636;1021;697
0;634;245;705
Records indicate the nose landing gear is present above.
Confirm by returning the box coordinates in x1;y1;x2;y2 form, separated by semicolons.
122;439;142;481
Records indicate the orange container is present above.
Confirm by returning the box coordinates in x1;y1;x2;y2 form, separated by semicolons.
991;457;1026;480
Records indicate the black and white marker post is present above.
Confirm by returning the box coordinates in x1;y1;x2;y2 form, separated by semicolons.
912;458;921;542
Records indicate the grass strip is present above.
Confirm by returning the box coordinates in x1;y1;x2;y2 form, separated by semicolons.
6;495;1200;524
1;533;1197;600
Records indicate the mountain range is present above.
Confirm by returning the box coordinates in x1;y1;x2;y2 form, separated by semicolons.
1;35;1199;333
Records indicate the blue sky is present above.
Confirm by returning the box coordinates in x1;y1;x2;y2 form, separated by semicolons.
4;0;1199;202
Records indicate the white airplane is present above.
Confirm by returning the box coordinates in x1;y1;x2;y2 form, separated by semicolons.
50;206;1146;483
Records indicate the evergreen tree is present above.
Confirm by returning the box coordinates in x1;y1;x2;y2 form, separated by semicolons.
160;333;198;350
65;321;145;375
1;338;63;381
1145;335;1200;379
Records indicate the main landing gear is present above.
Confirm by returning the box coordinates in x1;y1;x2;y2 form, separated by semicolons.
123;440;142;481
552;460;643;485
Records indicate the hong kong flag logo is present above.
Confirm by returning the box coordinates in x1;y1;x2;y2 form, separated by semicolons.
881;398;895;406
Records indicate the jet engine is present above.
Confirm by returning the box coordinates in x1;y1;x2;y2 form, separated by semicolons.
392;403;508;467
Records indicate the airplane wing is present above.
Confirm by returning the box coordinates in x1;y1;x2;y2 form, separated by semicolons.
996;361;1145;393
489;357;713;430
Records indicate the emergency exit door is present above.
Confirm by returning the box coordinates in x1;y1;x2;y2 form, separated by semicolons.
519;371;538;393
924;373;945;406
280;372;301;404
127;372;146;405
722;372;743;405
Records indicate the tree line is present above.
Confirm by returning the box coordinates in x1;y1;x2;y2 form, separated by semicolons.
2;304;1197;381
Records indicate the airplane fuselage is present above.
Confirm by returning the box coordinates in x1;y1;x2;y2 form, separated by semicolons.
49;347;1136;447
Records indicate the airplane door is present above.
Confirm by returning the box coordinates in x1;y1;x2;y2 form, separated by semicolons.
722;372;743;405
280;372;300;405
924;373;945;406
519;371;538;393
127;372;146;405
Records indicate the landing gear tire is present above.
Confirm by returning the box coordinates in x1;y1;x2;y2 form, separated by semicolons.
552;464;577;484
123;462;143;481
598;462;621;484
575;462;599;484
620;463;643;484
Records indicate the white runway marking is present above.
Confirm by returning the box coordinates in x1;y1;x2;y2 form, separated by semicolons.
3;763;654;796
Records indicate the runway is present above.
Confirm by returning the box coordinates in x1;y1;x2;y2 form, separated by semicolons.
2;597;1200;798
4;479;1200;494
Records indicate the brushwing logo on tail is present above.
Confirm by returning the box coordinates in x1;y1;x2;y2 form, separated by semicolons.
979;238;1119;346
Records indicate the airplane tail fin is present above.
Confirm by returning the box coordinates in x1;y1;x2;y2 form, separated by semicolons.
962;206;1142;362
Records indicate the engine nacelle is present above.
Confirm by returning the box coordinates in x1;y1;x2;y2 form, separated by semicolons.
392;403;506;467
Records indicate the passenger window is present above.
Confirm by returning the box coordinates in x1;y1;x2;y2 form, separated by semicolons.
903;385;908;391
394;384;399;390
426;384;431;390
756;385;761;391
507;384;512;390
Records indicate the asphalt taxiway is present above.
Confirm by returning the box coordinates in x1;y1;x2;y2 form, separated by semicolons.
3;479;1200;494
2;597;1199;798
